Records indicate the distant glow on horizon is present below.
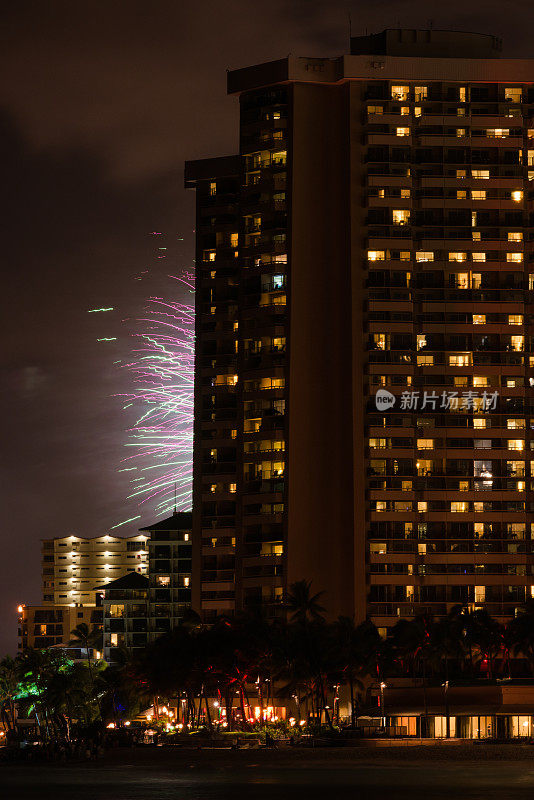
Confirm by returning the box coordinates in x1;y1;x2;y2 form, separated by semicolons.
117;272;194;518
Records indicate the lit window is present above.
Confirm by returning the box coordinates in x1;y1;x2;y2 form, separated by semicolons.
417;501;427;512
508;232;523;242
456;169;467;178
454;272;470;289
416;251;434;262
473;376;489;387
456;128;466;138
373;333;387;350
473;419;486;429
472;253;486;262
473;314;486;324
370;542;387;554
459;87;466;102
396;127;410;137
209;181;217;196
400;188;411;198
505;87;522;103
377;188;385;198
507;252;523;262
203;249;216;262
449;252;467;262
508;315;523;325
507;419;525;430
508;440;525;451
486;128;509;138
271;150;287;166
230;233;238;248
417;355;434;366
472;170;490;179
475;586;485;603
449;353;472;367
414;106;422;117
400;107;410;116
367;105;383;115
391;85;409;101
457;190;467;200
512;190;523;202
392;209;410;225
451;502;468;513
369;438;387;449
472;190;486;200
510;335;524;351
229;483;237;493
416;334;427;350
417;439;434;450
414;86;428;102
367;250;385;261
472;232;481;241
399;251;411;261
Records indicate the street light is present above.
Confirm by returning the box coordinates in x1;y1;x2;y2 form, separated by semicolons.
442;680;450;738
380;682;387;730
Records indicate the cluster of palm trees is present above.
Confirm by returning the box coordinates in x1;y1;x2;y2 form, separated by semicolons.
133;582;534;731
3;581;534;743
0;624;144;746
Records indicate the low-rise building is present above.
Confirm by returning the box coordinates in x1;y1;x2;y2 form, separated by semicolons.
17;603;102;652
100;572;150;663
41;533;148;606
141;512;193;640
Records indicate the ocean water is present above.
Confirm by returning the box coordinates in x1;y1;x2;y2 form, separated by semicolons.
3;749;534;799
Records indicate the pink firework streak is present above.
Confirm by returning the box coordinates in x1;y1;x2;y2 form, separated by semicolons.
119;274;194;516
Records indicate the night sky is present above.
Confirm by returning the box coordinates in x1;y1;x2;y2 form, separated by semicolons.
2;1;534;655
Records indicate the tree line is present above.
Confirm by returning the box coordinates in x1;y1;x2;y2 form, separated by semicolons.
3;580;534;743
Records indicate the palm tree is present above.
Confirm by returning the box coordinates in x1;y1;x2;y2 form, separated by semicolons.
69;623;102;684
463;609;505;680
507;601;534;676
16;648;77;742
285;580;326;624
334;617;366;727
0;656;19;740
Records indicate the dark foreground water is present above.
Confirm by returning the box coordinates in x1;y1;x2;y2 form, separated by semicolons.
3;746;534;800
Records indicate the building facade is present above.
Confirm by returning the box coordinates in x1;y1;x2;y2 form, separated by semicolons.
100;572;150;663
100;513;192;662
41;533;148;606
187;29;534;630
141;511;193;637
17;603;101;652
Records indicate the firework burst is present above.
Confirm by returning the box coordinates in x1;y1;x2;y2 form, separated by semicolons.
118;273;194;517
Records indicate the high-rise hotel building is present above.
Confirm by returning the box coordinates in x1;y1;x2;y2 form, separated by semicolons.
186;29;534;630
